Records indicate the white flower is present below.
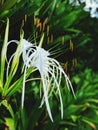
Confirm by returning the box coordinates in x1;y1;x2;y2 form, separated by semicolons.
6;38;75;122
84;1;98;18
69;0;98;18
21;39;75;122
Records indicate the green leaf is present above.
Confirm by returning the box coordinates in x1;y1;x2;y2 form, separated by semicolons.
4;118;15;130
39;33;44;47
11;29;24;73
82;117;96;130
0;100;14;119
20;108;27;130
59;120;77;126
0;18;9;87
2;29;24;96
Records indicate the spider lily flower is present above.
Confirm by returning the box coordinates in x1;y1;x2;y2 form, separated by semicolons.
6;38;75;122
21;39;75;122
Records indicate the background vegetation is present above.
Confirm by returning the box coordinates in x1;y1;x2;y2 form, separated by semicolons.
0;0;98;130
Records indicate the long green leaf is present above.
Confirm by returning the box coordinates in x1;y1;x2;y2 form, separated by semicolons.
0;18;9;87
2;29;24;96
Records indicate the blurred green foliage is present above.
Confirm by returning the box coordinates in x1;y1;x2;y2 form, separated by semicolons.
1;68;98;130
0;0;98;130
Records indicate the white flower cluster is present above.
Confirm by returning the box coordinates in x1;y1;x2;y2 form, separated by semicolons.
69;0;98;18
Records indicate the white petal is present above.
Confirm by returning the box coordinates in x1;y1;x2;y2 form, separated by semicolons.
41;74;53;122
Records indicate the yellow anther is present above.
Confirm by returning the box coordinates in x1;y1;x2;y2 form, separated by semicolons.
70;39;74;51
62;36;65;44
51;34;53;43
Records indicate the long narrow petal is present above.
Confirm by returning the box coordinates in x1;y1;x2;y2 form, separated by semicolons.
48;69;63;119
41;74;53;122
